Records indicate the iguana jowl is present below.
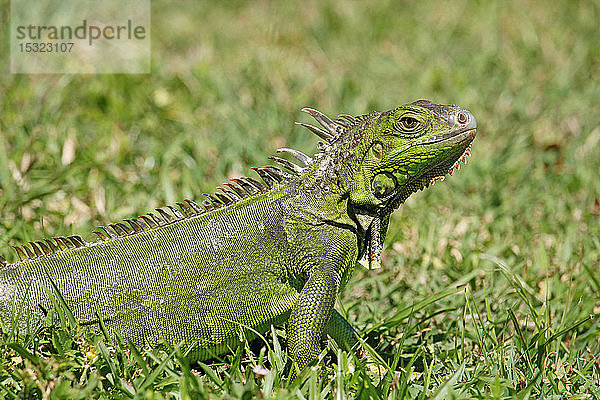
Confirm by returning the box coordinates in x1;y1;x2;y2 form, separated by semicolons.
0;100;476;373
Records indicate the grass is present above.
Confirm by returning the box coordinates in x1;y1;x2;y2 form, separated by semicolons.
1;0;599;397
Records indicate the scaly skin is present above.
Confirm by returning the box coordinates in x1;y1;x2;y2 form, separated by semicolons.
0;100;476;375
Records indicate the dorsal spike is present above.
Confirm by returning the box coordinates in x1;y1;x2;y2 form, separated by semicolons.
12;246;26;261
117;223;133;235
268;156;303;175
215;192;234;205
229;179;254;195
103;225;118;237
140;215;158;228
338;113;356;123
295;122;335;142
74;235;86;245
109;224;128;236
262;166;294;181
44;239;60;252
167;205;185;220
223;182;247;198
218;185;242;200
63;237;77;248
233;177;261;194
93;230;109;241
216;186;239;200
23;244;36;258
201;200;215;211
252;167;275;188
125;219;144;233
64;236;78;248
333;118;350;128
146;213;165;226
301;108;342;135
202;193;224;208
134;217;150;230
29;242;44;257
98;226;117;238
156;208;176;223
184;199;204;214
53;238;67;250
176;202;195;217
35;241;52;255
277;148;312;166
241;177;267;192
57;237;75;249
68;236;85;248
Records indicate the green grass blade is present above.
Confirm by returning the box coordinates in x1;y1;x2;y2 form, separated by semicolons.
431;361;465;400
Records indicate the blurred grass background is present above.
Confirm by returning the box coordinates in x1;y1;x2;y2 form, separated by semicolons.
0;0;599;397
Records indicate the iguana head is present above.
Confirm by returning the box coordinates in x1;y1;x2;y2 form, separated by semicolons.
348;99;476;268
296;100;476;268
346;99;476;209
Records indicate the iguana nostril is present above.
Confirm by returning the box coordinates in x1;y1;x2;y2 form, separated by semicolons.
457;112;468;124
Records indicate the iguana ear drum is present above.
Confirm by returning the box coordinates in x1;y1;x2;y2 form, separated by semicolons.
371;141;384;160
371;172;396;198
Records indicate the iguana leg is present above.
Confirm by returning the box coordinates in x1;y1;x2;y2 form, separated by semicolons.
287;267;338;376
325;309;359;352
327;309;379;371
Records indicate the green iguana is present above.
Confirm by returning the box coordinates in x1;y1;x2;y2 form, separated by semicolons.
0;100;476;374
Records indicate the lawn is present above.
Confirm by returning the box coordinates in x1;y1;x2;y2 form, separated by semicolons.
1;0;599;398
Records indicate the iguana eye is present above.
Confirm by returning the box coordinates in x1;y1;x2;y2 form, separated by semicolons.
395;116;421;133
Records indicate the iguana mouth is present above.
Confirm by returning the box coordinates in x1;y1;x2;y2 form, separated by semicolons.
417;127;476;145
